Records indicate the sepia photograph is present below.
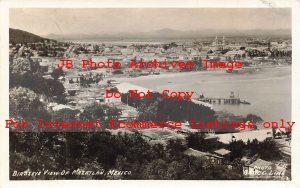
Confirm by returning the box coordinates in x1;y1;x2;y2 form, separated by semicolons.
6;7;293;182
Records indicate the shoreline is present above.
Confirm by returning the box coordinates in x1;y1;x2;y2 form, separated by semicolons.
111;65;291;83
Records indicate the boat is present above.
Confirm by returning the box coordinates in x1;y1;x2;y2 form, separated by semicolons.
240;100;251;105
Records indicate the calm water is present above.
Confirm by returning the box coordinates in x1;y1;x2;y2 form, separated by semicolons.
120;66;291;122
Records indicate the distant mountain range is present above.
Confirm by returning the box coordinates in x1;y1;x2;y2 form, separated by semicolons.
45;28;291;41
9;28;54;44
9;28;291;43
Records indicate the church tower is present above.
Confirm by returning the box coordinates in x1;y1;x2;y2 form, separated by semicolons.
222;36;225;50
215;36;219;51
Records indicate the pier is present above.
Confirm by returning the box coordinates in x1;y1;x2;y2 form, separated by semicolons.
198;97;243;104
195;92;250;105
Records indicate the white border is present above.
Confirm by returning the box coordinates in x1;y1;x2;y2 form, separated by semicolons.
0;0;299;188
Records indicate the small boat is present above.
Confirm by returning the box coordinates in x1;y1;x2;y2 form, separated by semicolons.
240;100;251;104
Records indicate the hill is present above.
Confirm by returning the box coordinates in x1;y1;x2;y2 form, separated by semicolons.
9;28;53;44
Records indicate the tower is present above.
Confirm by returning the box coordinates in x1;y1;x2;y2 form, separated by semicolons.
215;36;219;51
222;36;225;50
214;36;225;51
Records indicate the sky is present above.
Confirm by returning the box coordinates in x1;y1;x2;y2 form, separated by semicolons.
10;8;291;36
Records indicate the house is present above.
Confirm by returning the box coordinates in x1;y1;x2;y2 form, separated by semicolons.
105;96;122;103
213;148;231;161
116;82;154;94
183;148;223;165
225;50;245;58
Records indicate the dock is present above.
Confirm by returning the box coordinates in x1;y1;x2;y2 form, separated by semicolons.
195;91;250;105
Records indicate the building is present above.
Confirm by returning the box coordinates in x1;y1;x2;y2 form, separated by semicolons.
183;148;223;165
213;36;226;51
116;82;154;94
213;148;231;161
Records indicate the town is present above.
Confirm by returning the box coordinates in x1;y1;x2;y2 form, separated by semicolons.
9;27;292;180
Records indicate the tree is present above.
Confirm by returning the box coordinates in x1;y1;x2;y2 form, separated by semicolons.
79;103;106;121
10;57;66;103
245;114;263;123
10;58;33;88
9;87;49;122
112;70;124;74
138;101;158;121
45;79;66;102
51;68;65;80
187;133;223;152
104;105;122;121
142;159;168;179
165;139;187;161
258;140;282;161
79;103;121;128
229;139;245;160
10;57;32;76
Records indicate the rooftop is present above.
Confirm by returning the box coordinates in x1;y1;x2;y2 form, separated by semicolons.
184;148;223;159
116;82;154;93
214;148;231;156
249;159;272;168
